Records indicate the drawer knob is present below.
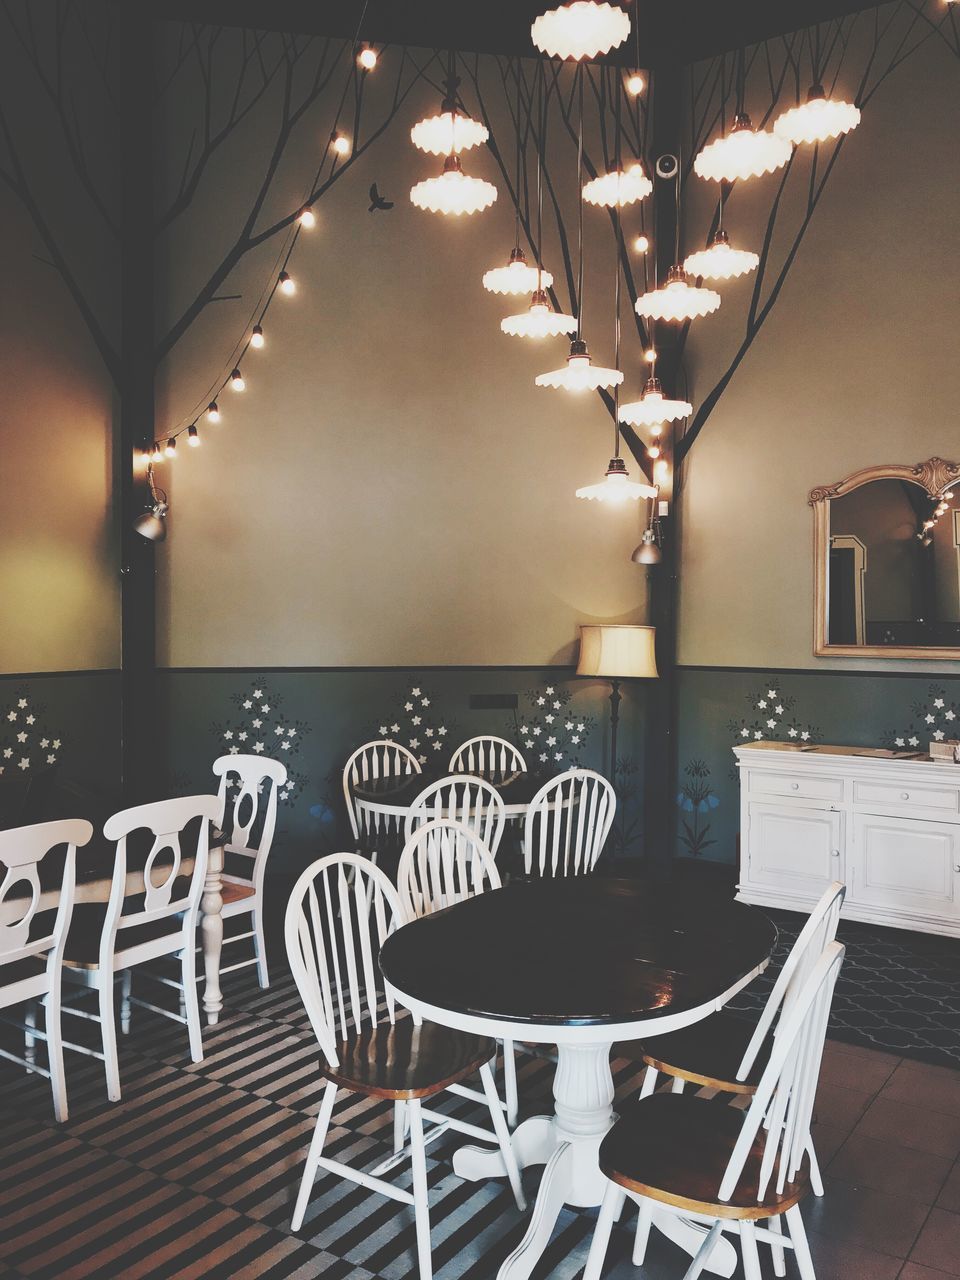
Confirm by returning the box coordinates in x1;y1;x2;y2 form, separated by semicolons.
900;791;910;800
790;782;800;791
831;849;840;858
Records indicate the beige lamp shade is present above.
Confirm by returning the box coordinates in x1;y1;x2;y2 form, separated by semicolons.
576;624;658;679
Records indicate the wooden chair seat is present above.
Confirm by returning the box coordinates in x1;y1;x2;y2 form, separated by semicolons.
321;1017;498;1100
220;881;256;906
619;1010;772;1094
600;1092;810;1221
62;902;184;970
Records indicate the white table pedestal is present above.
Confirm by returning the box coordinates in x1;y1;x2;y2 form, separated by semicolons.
452;1041;737;1280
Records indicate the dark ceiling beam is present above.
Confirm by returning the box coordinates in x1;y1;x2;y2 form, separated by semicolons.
151;0;888;66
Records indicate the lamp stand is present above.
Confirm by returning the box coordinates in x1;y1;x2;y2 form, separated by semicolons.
608;678;622;781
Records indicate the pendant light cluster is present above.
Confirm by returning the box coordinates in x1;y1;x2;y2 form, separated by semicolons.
409;69;497;216
917;490;955;546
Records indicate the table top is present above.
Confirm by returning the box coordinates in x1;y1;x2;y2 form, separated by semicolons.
353;770;543;810
380;877;777;1036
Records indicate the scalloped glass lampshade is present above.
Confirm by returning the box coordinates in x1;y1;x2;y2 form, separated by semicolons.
576;457;657;503
582;163;652;208
531;2;630;59
483;248;553;294
410;154;497;216
618;378;692;426
501;290;577;338
535;338;624;391
635;266;721;322
693;113;791;182
683;229;759;281
411;107;489;155
773;87;861;145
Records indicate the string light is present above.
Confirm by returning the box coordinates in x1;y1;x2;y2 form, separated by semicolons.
626;73;644;95
207;402;220;422
297;207;316;229
187;424;200;446
230;368;245;391
357;44;378;71
165;437;177;458
251;324;265;348
279;271;295;296
150;443;162;464
332;133;351;157
633;234;649;254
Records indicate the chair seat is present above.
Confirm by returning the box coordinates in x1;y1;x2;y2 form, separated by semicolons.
600;1092;810;1220
321;1018;498;1100
63;903;184;970
221;881;256;906
617;1010;771;1094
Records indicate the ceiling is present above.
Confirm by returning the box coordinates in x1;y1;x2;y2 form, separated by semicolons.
154;1;887;66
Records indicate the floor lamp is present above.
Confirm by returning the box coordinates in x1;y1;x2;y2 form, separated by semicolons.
576;624;659;779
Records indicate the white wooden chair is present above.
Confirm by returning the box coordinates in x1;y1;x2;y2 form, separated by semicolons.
449;735;527;783
631;881;846;1198
583;941;845;1280
0;819;93;1122
285;853;525;1278
522;767;615;877
403;775;506;858
211;753;287;988
61;795;219;1101
342;739;422;849
397;818;519;1127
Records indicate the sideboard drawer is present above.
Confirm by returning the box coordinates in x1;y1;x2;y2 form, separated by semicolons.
748;770;844;804
852;780;960;816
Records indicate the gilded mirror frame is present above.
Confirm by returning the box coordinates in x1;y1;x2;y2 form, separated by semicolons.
810;456;960;660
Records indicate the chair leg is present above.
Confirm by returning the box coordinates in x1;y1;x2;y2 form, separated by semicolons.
633;1196;653;1264
582;1181;624;1280
24;1001;37;1068
769;1213;787;1276
670;1075;686;1095
99;974;121;1102
120;970;132;1035
45;986;68;1125
291;1080;337;1231
253;906;270;989
478;1062;525;1212
681;1221;724;1280
502;1038;519;1130
394;1100;408;1155
407;1098;433;1280
806;1132;825;1196
639;1065;658;1099
739;1220;762;1280
181;947;204;1063
786;1204;817;1280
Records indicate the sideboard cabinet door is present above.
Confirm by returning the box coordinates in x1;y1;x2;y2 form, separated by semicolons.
849;814;960;922
744;803;843;900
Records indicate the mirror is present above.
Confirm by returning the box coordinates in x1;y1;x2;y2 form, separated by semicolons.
811;458;960;659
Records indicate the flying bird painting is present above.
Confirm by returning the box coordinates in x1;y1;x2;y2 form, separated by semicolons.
368;183;394;212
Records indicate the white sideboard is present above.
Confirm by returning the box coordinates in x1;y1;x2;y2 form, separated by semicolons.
734;742;960;938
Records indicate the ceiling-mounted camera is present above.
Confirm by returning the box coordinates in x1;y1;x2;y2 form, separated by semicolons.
655;154;679;179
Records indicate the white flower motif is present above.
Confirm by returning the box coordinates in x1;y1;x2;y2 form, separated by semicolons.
224;730;233;740
766;719;776;729
281;740;291;750
565;721;573;731
412;716;421;726
288;728;296;737
238;732;248;741
52;739;61;749
577;723;584;732
391;723;400;733
933;730;946;741
229;746;240;755
2;748;10;758
909;736;919;747
404;702;414;712
412;687;421;696
525;739;534;748
552;700;561;710
800;731;810;741
6;712;16;722
754;731;763;740
554;752;563;761
432;741;442;751
438;726;447;736
425;728;434;737
895;737;905;747
18;757;30;770
275;725;285;735
934;698;945;709
572;735;581;744
533;727;542;736
17;698;27;709
47;754;56;764
419;754;427;764
537;697;545;706
775;705;784;715
757;700;768;709
787;727;798;738
253;718;263;729
741;728;750;738
421;697;430;707
243;700;252;709
253;689;263;697
379;725;388;734
768;690;778;698
40;738;49;748
25;715;34;725
545;714;555;724
409;738;419;749
545;686;555;695
925;714;935;724
540;752;548;762
261;704;270;713
546;736;557;746
254;742;265;753
16;732;27;743
947;710;956;721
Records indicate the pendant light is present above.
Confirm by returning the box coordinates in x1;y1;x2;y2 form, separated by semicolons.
502;63;575;337
537;69;621;391
773;27;860;145
683;189;758;281
635;162;721;322
583;161;652;208
618;376;692;427
410;153;498;215
632;490;663;563
133;466;169;542
577;76;654;505
484;69;553;294
411;71;489;155
694;51;789;183
531;2;630;60
410;59;496;216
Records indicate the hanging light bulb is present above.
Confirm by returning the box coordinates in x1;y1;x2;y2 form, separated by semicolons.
331;133;351;157
531;2;631;60
165;437;177;457
535;338;623;392
207;401;220;423
230;368;245;391
632;526;662;563
501;289;577;338
576;456;656;503
633;234;649;254
483;247;553;294
693;113;791;182
774;84;861;145
684;228;759;281
134;500;168;542
626;73;645;95
618;377;692;427
149;442;162;464
279;271;295;296
635;265;721;322
250;324;265;348
297;207;316;229
411;79;489;155
410;153;497;216
356;44;378;71
582;162;652;208
187;424;200;446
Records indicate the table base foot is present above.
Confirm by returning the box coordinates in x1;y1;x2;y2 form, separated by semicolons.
498;1141;574;1280
453;1114;554;1183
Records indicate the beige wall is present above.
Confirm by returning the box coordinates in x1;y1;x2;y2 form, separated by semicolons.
155;53;649;668
677;26;960;674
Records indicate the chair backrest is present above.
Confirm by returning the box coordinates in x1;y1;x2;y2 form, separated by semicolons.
719;941;845;1204
397;818;502;925
342;739;422;841
285;852;401;1068
212;753;287;885
402;774;506;855
523;768;616;877
735;881;845;1081
449;735;527;783
0;819;93;968
101;795;219;960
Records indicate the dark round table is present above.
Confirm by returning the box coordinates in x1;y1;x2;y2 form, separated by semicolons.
380;877;777;1280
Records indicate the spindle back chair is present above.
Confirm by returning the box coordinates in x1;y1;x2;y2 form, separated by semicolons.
449;735;526;783
523;768;615;877
342;739;422;847
403;774;506;857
